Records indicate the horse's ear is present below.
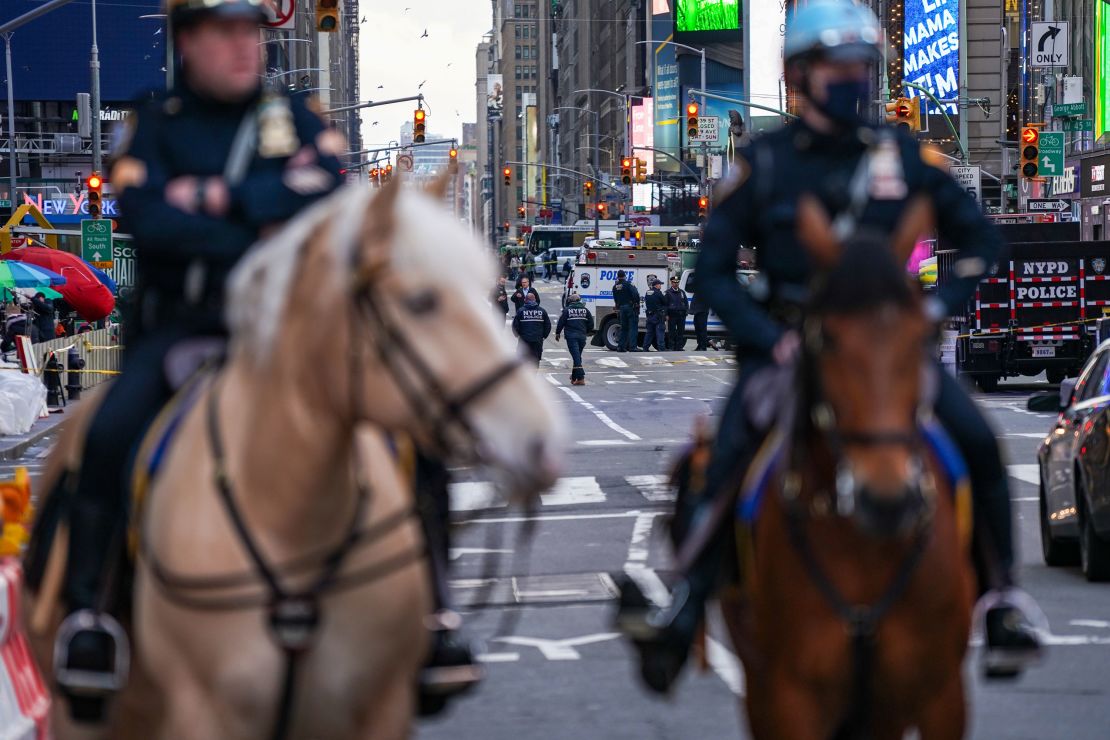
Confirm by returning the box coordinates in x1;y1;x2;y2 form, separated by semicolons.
358;171;402;280
796;194;841;268
424;168;453;201
891;195;934;266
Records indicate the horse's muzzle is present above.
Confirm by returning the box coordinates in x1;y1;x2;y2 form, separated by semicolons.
846;458;932;539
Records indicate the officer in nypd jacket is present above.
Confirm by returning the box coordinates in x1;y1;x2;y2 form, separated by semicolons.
36;0;347;691
512;295;552;363
622;0;1041;696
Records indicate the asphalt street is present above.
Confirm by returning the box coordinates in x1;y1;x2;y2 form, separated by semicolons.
3;281;1107;739
416;281;1110;740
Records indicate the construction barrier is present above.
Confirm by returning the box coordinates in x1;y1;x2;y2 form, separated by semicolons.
0;558;50;739
32;327;122;391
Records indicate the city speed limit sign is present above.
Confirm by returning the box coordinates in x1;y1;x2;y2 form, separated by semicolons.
949;165;982;203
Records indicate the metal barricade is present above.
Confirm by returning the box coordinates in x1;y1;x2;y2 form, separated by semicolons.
31;327;121;391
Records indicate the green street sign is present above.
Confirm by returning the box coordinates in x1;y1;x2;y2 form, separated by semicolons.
1063;118;1093;132
81;219;114;270
1038;132;1065;177
1053;102;1086;117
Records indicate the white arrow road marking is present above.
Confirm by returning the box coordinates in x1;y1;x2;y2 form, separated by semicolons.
476;652;520;663
596;357;629;368
1007;464;1040;486
493;633;621;660
625;474;674;502
449;481;502;511
545;374;641;441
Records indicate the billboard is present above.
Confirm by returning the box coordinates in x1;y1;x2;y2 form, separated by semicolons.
1097;0;1110;141
631;98;655;175
653;4;680;174
486;74;504;120
744;0;786;123
902;0;959;115
675;0;740;33
1;0;164;102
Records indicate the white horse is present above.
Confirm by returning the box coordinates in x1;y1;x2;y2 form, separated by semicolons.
27;175;565;739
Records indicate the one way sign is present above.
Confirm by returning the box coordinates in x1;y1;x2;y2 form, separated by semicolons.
1027;199;1070;213
1031;22;1069;68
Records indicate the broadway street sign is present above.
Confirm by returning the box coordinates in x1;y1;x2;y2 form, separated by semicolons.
1037;132;1065;176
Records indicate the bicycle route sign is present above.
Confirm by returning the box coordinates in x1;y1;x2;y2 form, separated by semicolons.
81;219;114;270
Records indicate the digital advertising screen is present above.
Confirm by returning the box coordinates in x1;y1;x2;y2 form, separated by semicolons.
902;0;960;116
674;0;740;42
1096;0;1110;141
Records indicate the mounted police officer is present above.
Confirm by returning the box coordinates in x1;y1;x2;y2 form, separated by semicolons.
641;278;666;351
621;0;1042;691
33;0;350;720
612;269;640;352
556;292;594;385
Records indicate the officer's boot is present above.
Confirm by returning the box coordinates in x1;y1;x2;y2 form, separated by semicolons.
55;489;130;722
970;477;1044;679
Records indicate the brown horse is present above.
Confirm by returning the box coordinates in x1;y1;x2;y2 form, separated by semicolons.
23;175;566;739
721;197;975;740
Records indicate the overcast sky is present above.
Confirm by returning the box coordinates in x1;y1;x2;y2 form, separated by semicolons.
358;1;492;148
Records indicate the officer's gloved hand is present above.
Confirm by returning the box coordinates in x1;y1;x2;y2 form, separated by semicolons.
555;334;561;342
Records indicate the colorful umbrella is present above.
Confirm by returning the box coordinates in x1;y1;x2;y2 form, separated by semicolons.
0;261;65;288
2;247;115;321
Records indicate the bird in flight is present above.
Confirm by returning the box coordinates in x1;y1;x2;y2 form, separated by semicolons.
420;29;429;38
418;80;427;89
403;7;411;13
371;121;379;127
361;16;367;23
377;84;385;89
446;62;453;68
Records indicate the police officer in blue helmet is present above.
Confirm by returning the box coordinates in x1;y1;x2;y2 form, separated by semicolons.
618;0;1042;692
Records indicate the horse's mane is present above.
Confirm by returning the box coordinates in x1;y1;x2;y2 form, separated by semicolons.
225;185;371;358
809;230;915;314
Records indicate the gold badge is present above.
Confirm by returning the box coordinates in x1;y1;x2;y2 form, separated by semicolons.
257;94;300;158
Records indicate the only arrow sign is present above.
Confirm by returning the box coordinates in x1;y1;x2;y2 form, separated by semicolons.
1038;25;1061;52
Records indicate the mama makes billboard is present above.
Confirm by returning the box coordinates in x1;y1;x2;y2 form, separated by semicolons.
902;0;959;115
674;0;740;43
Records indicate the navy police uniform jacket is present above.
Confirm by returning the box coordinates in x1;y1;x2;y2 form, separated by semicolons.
110;84;345;332
665;286;689;313
513;304;552;342
613;279;640;309
696;121;1002;361
556;301;594;339
643;287;665;316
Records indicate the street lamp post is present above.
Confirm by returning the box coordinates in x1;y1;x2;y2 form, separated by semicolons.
636;39;705;192
555;105;601;238
90;0;102;174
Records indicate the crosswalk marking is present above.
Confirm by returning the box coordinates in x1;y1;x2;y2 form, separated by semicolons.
540;355;736;368
1008;464;1040;486
624;474;674;502
540;476;606;506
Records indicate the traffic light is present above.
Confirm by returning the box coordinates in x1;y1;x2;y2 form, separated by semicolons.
697;195;708;219
884;97;921;130
448;147;458;173
315;0;339;32
621;157;632;185
413;109;426;143
583;180;593;198
635;157;647;184
384;163;393;182
597;202;607;217
87;172;103;219
686;101;699;140
503;166;512;187
1020;126;1041;179
518;204;526;218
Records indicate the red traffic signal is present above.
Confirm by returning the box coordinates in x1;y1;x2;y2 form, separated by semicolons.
503;166;512;187
686;102;700;139
86;172;103;219
697;195;708;218
621;157;632;185
413;109;427;143
1021;127;1039;145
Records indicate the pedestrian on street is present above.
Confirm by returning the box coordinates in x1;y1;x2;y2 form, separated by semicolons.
30;291;55;344
641;278;666;351
690;287;712;351
562;257;573;281
512;275;540;311
490;276;509;321
556;291;594;385
612;269;641;352
512;293;551;364
527;254;538;285
665;275;689;350
509;254;521;281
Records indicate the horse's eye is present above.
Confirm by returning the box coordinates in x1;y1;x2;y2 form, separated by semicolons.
403;289;439;315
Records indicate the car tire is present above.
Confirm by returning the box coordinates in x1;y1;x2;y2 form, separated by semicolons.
975;374;1000;393
1046;368;1067;385
1040;479;1079;567
1077;477;1110;582
602;318;621;351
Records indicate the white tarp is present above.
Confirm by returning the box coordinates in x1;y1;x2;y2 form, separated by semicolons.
0;373;46;436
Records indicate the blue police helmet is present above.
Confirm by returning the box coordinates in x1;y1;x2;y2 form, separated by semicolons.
167;0;267;31
783;0;882;64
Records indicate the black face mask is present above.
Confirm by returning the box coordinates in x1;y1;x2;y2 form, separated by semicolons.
816;78;871;128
